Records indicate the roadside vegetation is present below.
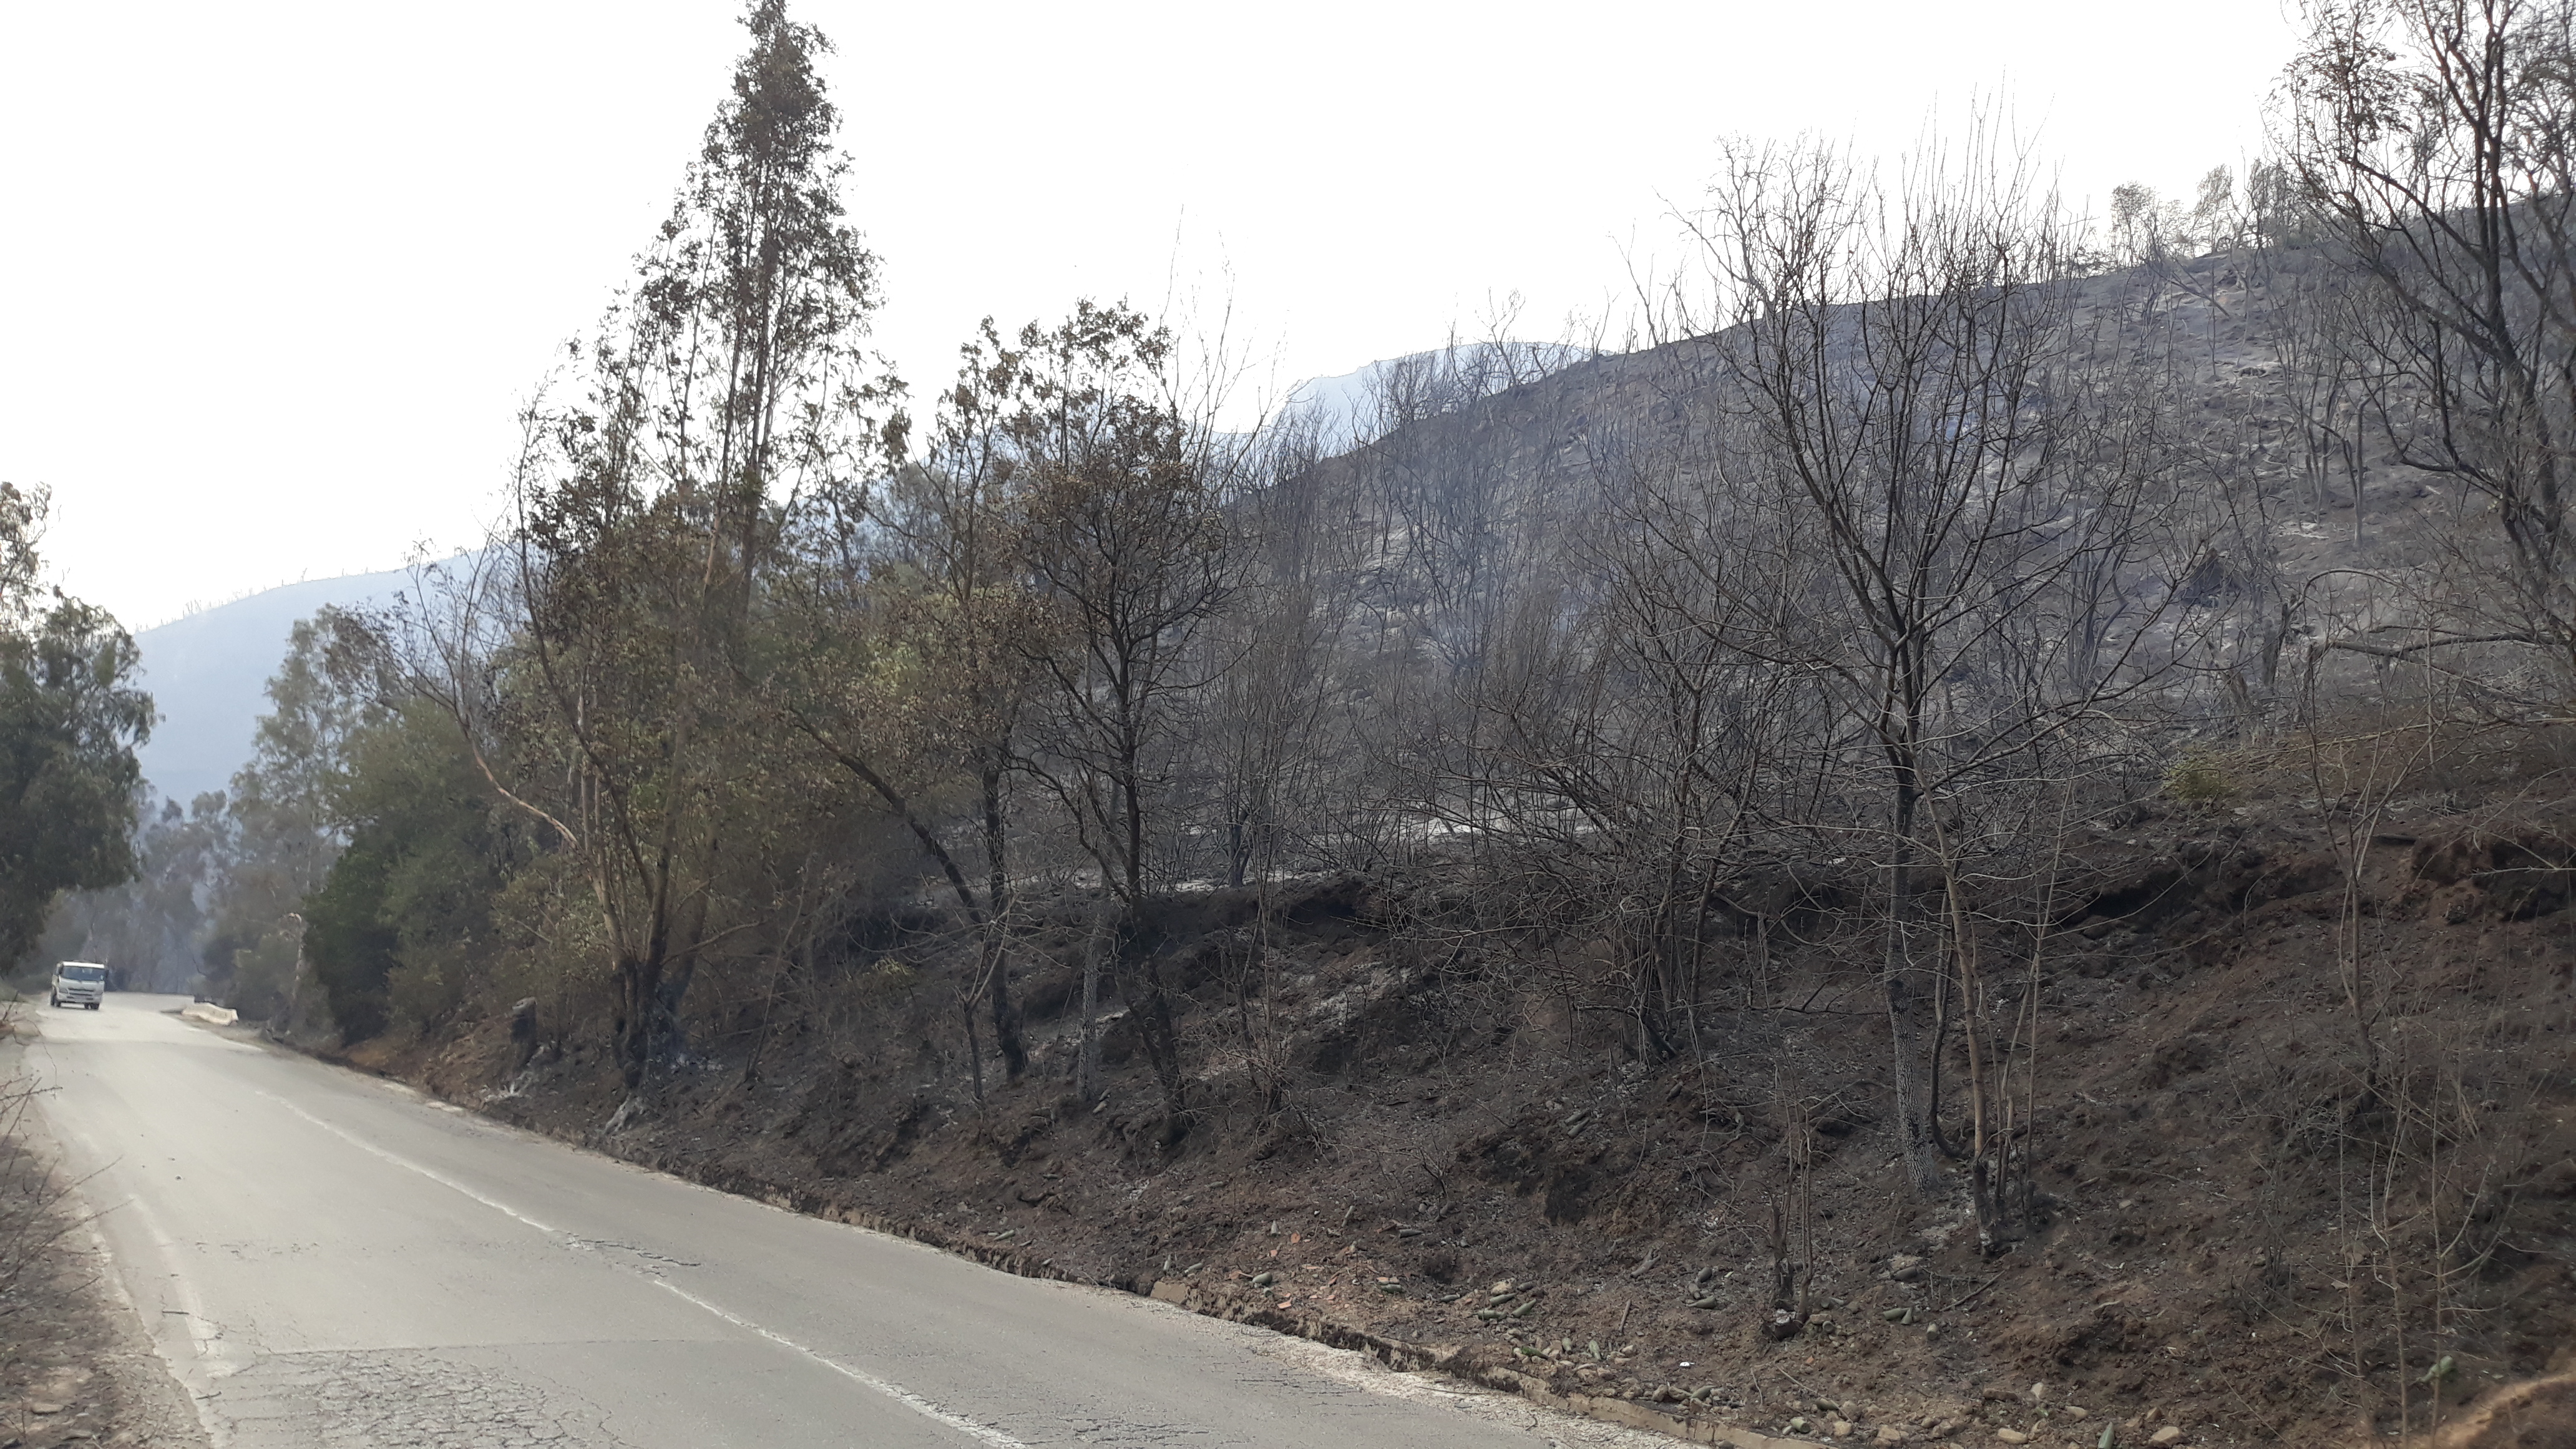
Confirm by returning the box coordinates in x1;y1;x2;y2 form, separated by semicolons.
22;1;2576;1443
0;459;159;1443
0;485;149;975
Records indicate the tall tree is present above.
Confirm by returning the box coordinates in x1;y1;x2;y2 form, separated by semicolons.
303;699;532;1042
763;320;1056;1089
1015;301;1234;1118
448;0;895;1093
195;608;390;1015
0;483;152;970
865;325;1055;1081
36;789;231;992
1686;137;2184;1194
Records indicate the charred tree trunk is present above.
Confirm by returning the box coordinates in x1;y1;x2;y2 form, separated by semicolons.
981;764;1027;1081
1131;943;1188;1126
613;950;662;1093
1076;902;1107;1103
1883;772;1941;1196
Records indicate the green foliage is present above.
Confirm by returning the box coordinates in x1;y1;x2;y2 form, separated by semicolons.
2162;750;2237;806
35;790;232;992
301;837;398;1041
204;608;388;1008
480;0;899;1089
468;851;612;1032
0;483;151;970
855;959;918;1001
305;700;528;1042
227;922;299;1022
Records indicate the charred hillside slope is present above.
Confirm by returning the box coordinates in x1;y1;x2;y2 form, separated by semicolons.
315;221;2576;1449
1282;233;2485;736
354;723;2576;1449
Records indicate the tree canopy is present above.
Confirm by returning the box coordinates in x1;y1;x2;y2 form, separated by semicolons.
0;483;151;967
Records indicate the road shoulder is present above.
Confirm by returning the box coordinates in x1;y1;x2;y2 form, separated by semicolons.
2;1021;212;1449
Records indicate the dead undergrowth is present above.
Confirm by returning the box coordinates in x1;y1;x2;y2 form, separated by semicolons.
0;1011;208;1448
326;765;2576;1449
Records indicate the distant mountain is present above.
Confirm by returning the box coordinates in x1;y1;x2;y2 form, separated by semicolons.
130;564;433;807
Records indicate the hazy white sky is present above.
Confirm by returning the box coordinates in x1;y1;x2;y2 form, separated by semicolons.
1;0;2305;631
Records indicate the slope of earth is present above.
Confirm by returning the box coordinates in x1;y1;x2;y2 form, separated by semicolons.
336;746;2576;1449
1280;236;2486;738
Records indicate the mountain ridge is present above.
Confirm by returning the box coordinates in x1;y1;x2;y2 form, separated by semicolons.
130;561;441;807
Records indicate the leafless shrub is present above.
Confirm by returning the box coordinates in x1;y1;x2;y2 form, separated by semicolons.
0;1020;91;1322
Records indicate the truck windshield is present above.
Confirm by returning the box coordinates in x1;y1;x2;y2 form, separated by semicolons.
61;965;105;982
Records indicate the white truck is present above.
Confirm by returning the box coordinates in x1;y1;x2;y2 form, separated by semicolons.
49;961;106;1010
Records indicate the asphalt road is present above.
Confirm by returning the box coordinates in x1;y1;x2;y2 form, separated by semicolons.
27;995;1660;1449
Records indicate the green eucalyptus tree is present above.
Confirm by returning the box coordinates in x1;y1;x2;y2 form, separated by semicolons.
461;0;897;1093
206;607;388;1015
0;483;151;971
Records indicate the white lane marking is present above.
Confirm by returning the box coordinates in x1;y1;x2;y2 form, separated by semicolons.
116;1189;232;1370
256;1091;1027;1449
30;1056;238;1444
263;1093;566;1237
31;1042;232;1365
649;1277;1025;1448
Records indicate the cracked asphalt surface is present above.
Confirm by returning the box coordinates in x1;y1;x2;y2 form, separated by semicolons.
29;996;1668;1449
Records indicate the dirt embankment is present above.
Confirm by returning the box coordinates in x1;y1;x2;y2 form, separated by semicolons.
339;791;2576;1449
